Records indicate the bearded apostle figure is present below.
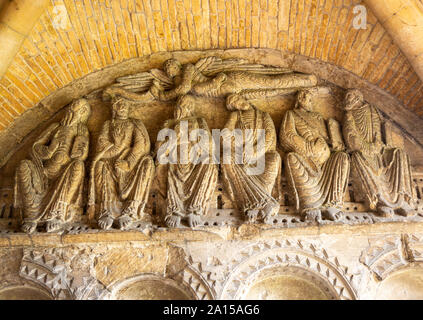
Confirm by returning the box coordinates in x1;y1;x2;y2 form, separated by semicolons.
221;94;281;223
342;89;416;217
14;99;91;233
279;89;350;222
155;95;218;228
89;95;155;230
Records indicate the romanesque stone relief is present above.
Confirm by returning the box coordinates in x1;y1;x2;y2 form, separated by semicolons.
2;54;423;234
89;95;155;230
279;89;350;222
183;239;358;300
343;89;416;218
19;248;110;300
155;95;218;228
221;94;281;223
14;99;91;234
107;57;318;102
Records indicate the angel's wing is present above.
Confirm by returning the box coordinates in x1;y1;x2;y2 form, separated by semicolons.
197;57;292;77
111;69;173;93
191;56;220;83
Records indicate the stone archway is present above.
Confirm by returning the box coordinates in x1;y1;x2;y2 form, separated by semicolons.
110;274;196;300
242;265;338;300
0;284;52;300
374;265;423;300
220;240;357;300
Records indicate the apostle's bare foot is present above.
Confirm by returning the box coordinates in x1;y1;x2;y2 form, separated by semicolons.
98;211;114;230
46;218;64;233
165;215;181;228
377;205;395;218
187;213;202;228
246;209;260;223
396;203;416;217
117;214;134;230
138;212;153;224
323;207;343;221
302;209;322;222
22;221;37;234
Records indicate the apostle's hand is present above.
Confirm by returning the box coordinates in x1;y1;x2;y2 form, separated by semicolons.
34;144;52;160
150;81;163;99
372;140;384;154
313;138;327;152
313;138;330;160
94;142;113;162
115;159;130;172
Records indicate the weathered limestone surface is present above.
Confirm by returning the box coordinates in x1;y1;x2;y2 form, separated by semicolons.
364;0;423;81
1;0;423;139
1;222;423;300
1;49;423;169
1;49;423;300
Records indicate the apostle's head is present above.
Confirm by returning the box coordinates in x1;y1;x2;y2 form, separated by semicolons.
344;89;364;110
62;98;91;126
295;89;314;112
226;94;252;111
164;59;182;78
112;95;130;120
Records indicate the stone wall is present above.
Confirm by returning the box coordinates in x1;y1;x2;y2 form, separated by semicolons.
0;0;422;135
2;222;423;300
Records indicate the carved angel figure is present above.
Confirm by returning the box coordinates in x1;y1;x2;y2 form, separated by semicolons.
105;57;318;102
221;94;281;223
89;95;155;230
279;90;350;222
155;95;218;228
342;89;415;217
14;99;91;233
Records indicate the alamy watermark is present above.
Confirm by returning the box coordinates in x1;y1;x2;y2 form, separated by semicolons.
353;5;368;30
156;120;266;176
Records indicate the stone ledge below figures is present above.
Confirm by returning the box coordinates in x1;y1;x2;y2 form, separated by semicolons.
2;220;423;247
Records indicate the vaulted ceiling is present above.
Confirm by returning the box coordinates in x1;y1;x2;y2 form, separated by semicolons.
0;0;421;133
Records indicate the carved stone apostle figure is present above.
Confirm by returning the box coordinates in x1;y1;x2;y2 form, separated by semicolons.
342;89;416;217
221;94;281;223
279;90;350;222
89;95;155;230
155;95;218;227
14;99;91;233
108;57;318;102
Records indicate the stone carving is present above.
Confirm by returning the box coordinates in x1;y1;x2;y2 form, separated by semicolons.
279;89;350;222
221;94;281;223
107;56;318;101
358;234;423;281
155;95;218;228
342;89;416;217
20;248;110;300
359;236;405;281
14;99;91;233
172;262;215;300
200;239;358;300
3;55;423;235
89;95;155;230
